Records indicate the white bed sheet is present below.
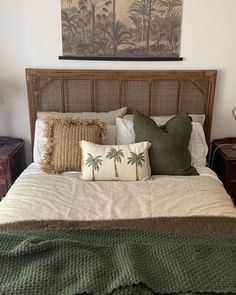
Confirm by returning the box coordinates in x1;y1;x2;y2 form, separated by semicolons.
0;163;235;224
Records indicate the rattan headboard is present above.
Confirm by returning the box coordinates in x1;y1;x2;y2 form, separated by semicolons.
26;69;217;146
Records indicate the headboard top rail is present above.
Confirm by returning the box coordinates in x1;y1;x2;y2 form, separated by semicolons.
26;69;217;146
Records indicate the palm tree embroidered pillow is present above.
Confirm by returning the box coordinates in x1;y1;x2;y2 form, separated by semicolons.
80;140;151;181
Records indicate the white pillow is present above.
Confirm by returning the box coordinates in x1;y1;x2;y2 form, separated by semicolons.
188;122;208;167
33;120;116;164
80;140;151;181
116;117;208;168
37;107;127;125
116;117;135;145
123;114;205;126
33;119;46;164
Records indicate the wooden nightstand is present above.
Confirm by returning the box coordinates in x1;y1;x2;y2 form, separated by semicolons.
211;138;236;205
0;137;24;198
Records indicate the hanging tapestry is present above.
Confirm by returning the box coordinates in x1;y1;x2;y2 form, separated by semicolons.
60;0;183;60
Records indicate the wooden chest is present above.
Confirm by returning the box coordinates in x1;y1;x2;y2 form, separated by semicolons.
0;137;24;197
211;138;236;206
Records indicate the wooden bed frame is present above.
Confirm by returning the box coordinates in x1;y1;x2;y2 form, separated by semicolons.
26;69;217;146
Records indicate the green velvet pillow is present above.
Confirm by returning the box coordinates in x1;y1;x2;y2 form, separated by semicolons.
133;111;198;176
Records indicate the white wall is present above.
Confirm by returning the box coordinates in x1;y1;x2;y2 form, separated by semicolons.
0;0;236;164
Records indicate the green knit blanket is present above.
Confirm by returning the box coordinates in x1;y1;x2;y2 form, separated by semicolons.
0;221;236;295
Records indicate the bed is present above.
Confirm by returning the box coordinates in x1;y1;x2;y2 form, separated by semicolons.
0;69;236;295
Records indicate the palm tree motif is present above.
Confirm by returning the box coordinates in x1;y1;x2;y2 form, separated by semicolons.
129;0;149;42
127;152;145;181
157;0;182;54
67;0;72;17
61;10;79;44
85;153;102;181
106;148;124;177
96;13;112;55
103;0;117;55
157;0;182;18
104;20;135;56
146;0;157;55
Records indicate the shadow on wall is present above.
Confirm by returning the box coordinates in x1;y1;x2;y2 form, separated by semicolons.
211;69;236;140
0;99;11;137
0;78;32;165
0;79;20;136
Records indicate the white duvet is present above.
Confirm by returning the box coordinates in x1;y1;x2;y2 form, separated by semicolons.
0;163;235;224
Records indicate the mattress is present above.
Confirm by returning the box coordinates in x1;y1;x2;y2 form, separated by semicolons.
0;163;235;224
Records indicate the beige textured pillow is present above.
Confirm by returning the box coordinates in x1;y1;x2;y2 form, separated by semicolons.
37;107;127;125
42;119;106;173
80;140;151;181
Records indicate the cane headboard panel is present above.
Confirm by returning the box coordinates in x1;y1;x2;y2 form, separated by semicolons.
26;69;217;146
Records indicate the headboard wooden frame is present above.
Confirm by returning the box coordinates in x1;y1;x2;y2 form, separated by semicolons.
26;69;217;146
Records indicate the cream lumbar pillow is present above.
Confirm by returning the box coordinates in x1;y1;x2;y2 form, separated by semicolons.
42;118;106;173
80;140;151;181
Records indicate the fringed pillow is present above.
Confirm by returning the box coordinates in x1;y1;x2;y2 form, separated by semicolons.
42;118;106;173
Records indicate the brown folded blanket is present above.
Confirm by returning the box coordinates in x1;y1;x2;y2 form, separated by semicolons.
1;216;236;234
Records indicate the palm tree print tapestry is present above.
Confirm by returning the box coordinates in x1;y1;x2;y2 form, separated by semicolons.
60;0;183;60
